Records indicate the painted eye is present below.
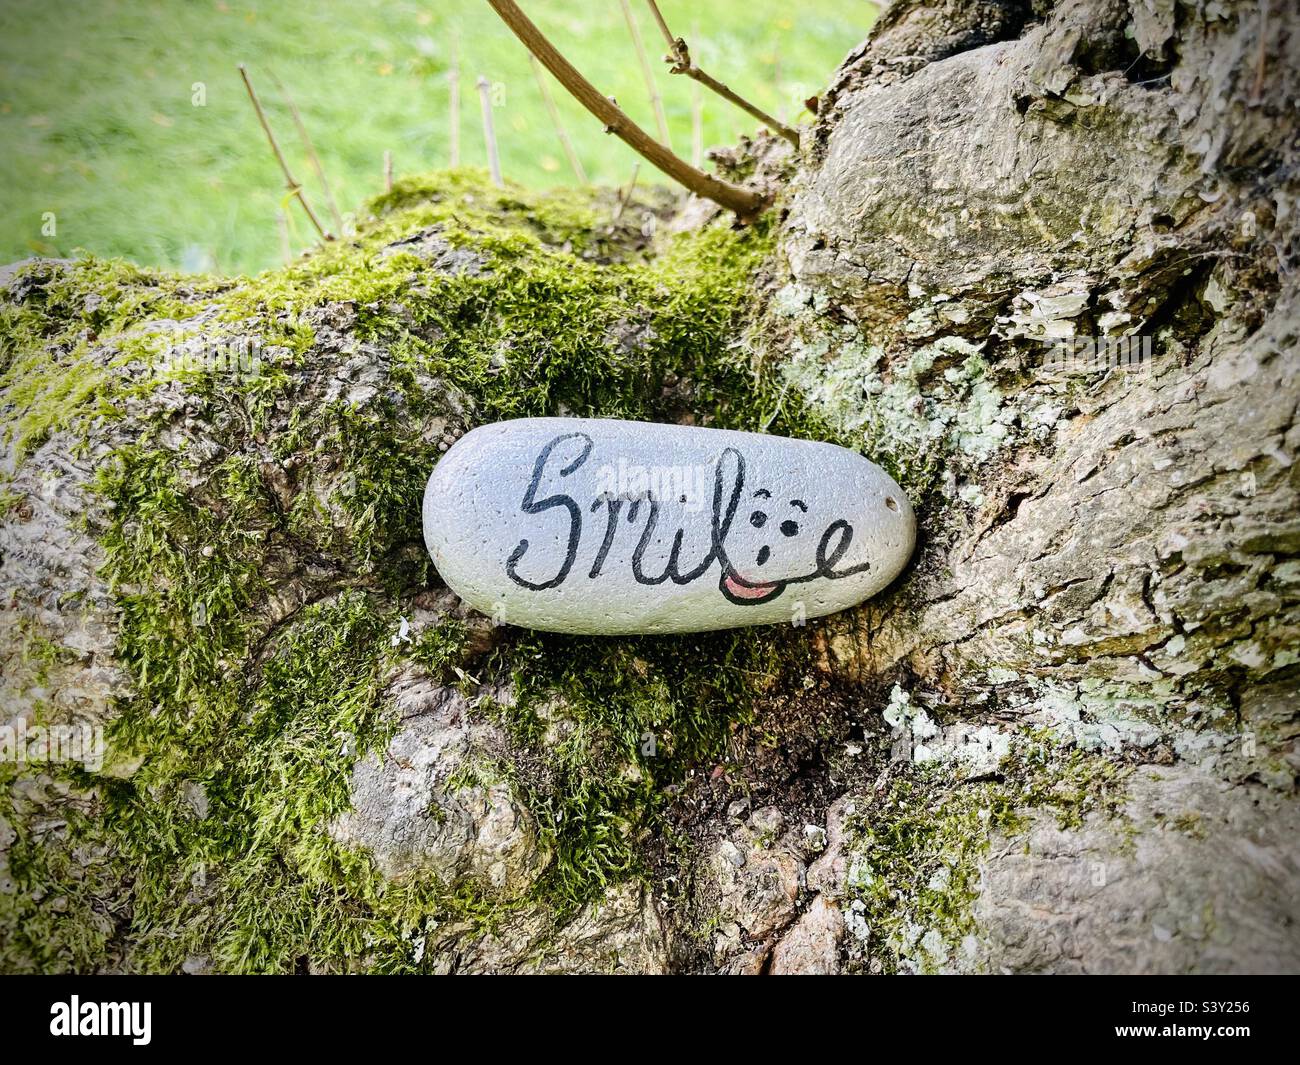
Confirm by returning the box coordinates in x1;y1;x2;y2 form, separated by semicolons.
780;520;799;537
756;545;770;565
750;510;768;528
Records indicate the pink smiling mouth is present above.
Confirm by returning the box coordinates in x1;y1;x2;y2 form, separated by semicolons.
723;572;779;600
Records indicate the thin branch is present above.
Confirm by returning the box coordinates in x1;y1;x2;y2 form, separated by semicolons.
448;33;461;166
237;64;330;241
772;43;786;125
1250;0;1270;106
477;76;503;187
690;19;703;168
266;68;345;232
276;209;291;266
612;161;641;223
529;54;587;183
485;0;767;219
384;150;394;192
691;77;703;170
644;0;798;147
618;0;671;148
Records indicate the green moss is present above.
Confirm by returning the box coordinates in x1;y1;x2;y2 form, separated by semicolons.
0;790;133;973
0;256;210;457
94;448;268;756
495;626;809;915
844;735;1129;973
1165;811;1208;839
6;617;81;691
0;482;23;516
409;617;473;680
100;591;396;973
1;170;811;972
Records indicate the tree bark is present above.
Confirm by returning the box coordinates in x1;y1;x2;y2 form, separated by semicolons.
772;0;1300;972
1;0;1296;973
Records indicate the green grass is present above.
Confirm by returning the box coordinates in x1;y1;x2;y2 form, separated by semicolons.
0;0;870;274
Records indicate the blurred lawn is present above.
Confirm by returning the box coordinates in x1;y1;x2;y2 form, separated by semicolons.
0;0;873;274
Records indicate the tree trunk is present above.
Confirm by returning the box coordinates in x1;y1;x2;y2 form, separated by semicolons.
768;0;1300;973
0;0;1295;973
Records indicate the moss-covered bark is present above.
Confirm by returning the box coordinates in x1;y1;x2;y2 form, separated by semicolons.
1;173;824;972
3;0;1299;975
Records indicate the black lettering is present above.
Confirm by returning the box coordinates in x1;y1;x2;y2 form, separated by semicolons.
505;433;592;590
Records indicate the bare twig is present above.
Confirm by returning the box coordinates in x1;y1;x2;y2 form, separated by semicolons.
691;77;703;169
448;33;461;166
383;150;393;192
237;64;331;241
618;0;671;148
477;76;503;187
529;54;587;183
266;68;344;232
1251;0;1270;106
485;0;767;218
644;0;798;147
772;43;786;125
690;19;704;169
613;161;641;223
276;209;291;266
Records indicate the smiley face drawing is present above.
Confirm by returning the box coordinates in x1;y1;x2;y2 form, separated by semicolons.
708;450;874;607
719;492;819;603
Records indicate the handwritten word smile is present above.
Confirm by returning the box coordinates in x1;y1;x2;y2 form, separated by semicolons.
504;433;872;605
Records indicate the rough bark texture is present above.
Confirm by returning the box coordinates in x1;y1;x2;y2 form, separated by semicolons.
761;0;1300;972
1;0;1297;974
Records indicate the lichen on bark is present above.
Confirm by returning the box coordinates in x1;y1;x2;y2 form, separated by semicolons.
3;0;1299;975
764;0;1300;973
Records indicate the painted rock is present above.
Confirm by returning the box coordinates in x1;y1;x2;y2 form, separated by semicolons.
423;418;915;635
